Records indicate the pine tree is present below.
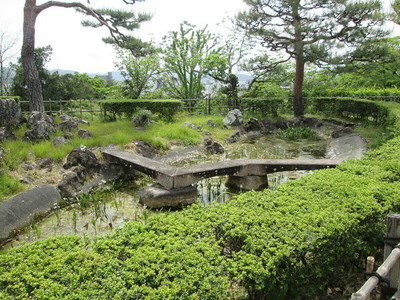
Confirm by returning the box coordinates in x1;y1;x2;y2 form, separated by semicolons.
236;0;386;116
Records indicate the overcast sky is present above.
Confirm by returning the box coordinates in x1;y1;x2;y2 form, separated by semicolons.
0;0;246;74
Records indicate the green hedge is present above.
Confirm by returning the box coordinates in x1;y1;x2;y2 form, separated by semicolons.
241;97;292;117
1;99;400;299
309;97;394;123
99;99;183;121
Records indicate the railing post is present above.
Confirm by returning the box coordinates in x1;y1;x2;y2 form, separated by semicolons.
385;214;400;289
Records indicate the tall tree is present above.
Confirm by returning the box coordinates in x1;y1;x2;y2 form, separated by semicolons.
236;0;386;116
206;29;252;107
115;48;160;99
161;22;221;101
0;29;19;96
22;0;149;112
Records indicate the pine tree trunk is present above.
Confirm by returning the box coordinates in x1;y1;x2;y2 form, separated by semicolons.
22;0;44;112
293;57;305;117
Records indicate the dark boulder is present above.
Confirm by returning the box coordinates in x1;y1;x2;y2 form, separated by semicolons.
63;145;100;175
59;119;78;132
243;118;263;133
227;131;241;143
24;112;56;141
133;140;158;159
52;136;69;147
24;120;56;141
204;138;225;154
0;98;21;128
0;127;16;142
78;129;93;139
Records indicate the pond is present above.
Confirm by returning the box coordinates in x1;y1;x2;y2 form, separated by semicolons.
2;122;367;251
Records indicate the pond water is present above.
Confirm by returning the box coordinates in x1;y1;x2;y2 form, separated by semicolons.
2;124;367;251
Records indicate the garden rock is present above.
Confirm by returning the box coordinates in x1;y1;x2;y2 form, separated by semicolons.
60;114;90;125
227;131;241;143
223;109;243;126
243;118;263;133
57;167;86;198
28;111;56;127
63;132;74;139
204;138;224;155
59;119;78;132
134;140;158;159
63;145;100;175
78;129;93;139
0;184;61;242
331;127;354;138
52;136;69;147
183;121;202;130
207;120;216;127
0;127;16;142
0;145;3;158
0;98;22;128
35;158;54;170
24;119;57;141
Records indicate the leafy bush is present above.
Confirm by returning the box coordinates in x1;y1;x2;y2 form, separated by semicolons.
132;109;152;127
241;97;291;117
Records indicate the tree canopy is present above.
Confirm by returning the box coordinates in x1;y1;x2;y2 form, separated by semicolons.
236;0;386;116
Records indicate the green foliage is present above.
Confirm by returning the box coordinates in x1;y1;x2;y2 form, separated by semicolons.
132;109;152;127
115;49;160;99
161;22;222;101
276;127;319;141
80;8;154;57
99;99;183;121
241;97;291;117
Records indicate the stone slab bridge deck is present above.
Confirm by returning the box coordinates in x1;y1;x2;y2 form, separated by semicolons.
102;148;342;190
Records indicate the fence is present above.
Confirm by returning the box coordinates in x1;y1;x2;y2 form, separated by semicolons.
18;96;400;119
351;214;400;300
19;99;102;120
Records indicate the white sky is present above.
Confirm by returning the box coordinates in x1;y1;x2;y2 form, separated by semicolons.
0;0;246;74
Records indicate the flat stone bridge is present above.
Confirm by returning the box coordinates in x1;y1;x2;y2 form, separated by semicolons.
102;148;342;190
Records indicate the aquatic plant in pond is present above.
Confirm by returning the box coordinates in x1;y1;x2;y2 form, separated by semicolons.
276;127;320;140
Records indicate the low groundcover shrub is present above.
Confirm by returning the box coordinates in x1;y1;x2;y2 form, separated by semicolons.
1;99;400;299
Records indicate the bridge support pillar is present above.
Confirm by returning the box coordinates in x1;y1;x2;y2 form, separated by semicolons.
138;184;197;209
226;175;269;191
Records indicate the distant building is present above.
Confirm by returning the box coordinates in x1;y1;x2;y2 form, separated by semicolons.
99;72;113;83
